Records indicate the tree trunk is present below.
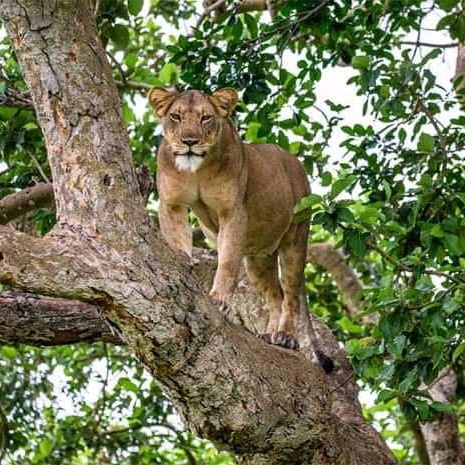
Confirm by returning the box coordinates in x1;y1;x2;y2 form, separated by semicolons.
0;1;395;464
420;370;465;465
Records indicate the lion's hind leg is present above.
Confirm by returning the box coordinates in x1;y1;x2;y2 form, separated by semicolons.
244;253;298;348
279;221;334;370
276;223;308;351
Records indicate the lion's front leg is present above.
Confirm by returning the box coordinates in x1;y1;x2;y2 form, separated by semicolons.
209;207;247;318
159;200;192;258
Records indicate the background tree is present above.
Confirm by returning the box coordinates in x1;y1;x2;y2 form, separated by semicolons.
1;0;465;464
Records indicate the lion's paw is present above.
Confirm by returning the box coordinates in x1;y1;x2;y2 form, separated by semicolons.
259;331;300;351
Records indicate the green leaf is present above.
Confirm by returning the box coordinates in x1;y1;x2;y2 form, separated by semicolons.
337;315;363;334
398;370;418;393
443;233;461;255
382;180;391;201
117;377;139;393
379;84;390;98
294;194;322;212
452;341;465;362
417;133;435;152
110;24;130;49
437;0;458;12
377;389;398;403
122;103;135;124
158;63;179;85
345;229;367;257
321;171;332;186
329;174;357;200
351;55;369;69
430;224;444;238
244;13;258;38
409;399;430;421
336;207;355;224
128;0;143;15
1;346;17;359
39;438;53;456
430;401;454;413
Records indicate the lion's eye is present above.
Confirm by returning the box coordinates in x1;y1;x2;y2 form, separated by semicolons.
201;115;213;123
169;113;181;122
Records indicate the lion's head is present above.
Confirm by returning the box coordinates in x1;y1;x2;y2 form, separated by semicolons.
148;87;238;172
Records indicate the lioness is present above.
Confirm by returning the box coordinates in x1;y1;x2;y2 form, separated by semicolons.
149;87;333;371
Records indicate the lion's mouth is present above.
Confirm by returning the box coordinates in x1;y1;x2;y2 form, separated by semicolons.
182;150;205;158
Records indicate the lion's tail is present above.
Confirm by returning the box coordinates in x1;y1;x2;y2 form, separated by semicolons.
299;282;334;373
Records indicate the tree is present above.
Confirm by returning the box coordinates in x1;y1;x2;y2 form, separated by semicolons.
0;1;465;464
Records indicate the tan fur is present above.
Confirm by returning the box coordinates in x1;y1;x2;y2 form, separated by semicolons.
149;88;330;360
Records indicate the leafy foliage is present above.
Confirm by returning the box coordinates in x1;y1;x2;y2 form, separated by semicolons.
2;0;465;463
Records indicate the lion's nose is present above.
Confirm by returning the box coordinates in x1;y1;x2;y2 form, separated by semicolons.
181;138;200;147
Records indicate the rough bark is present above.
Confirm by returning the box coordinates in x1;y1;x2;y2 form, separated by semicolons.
0;165;151;227
420;370;465;465
0;2;395;464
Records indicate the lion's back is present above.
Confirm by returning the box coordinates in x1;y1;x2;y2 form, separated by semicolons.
241;144;310;255
246;143;310;200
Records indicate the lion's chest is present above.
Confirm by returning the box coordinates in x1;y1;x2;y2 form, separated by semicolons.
160;172;236;219
192;182;238;232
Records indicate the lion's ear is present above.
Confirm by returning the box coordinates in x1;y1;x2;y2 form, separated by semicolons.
148;87;177;117
209;88;238;117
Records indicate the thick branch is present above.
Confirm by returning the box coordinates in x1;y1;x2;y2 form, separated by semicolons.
1;2;144;232
0;244;394;464
0;183;53;225
307;243;362;317
0;290;120;345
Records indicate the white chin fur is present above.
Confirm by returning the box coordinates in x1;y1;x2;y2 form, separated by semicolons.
175;155;204;172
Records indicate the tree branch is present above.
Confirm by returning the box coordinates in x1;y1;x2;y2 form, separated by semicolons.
398;40;458;48
0;183;53;225
307;243;362;317
0;87;33;109
0;290;120;345
0;245;394;464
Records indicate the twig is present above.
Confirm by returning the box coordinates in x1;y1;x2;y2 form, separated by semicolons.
398;40;458;49
115;79;152;91
249;0;331;46
367;239;465;286
27;152;51;184
106;51;127;85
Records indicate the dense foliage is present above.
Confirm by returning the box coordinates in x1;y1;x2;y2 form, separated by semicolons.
1;1;465;463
